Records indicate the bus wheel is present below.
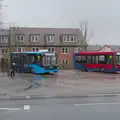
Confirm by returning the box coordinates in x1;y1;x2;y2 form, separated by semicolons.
100;67;104;73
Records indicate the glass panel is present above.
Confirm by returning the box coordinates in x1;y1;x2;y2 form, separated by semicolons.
18;48;21;52
5;49;8;53
99;55;105;61
116;55;120;65
62;48;64;53
42;55;57;66
65;48;68;53
32;48;35;52
48;48;51;52
12;55;21;63
36;48;39;51
87;56;91;64
24;56;30;64
2;49;4;53
52;48;55;52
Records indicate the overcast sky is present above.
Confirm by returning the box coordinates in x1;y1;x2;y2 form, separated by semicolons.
3;0;120;45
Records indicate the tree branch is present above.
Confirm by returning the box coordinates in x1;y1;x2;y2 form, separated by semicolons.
79;20;93;51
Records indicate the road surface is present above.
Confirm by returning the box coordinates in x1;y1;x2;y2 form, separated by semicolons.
1;96;120;120
0;70;120;99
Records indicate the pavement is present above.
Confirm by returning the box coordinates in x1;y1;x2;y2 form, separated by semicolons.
0;70;120;99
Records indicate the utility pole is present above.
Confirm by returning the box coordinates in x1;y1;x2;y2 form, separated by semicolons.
8;26;12;75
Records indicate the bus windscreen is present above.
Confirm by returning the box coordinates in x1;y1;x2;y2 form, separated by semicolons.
42;53;57;66
116;52;120;65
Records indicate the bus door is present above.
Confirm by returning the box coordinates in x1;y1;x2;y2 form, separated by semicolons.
22;55;35;73
103;55;114;72
11;54;23;73
18;55;24;73
80;56;87;71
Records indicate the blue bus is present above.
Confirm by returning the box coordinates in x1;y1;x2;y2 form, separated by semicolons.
11;50;59;74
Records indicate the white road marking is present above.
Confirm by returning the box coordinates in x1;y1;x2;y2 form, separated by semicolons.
24;105;30;110
0;108;20;111
74;102;120;106
25;96;30;99
0;105;31;111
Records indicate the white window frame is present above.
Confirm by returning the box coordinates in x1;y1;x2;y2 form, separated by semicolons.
1;48;8;54
17;47;25;52
30;35;39;42
62;35;77;42
61;60;69;64
48;47;55;52
74;35;77;42
0;36;8;43
32;47;39;52
16;35;24;42
46;35;55;42
63;36;68;42
61;47;69;54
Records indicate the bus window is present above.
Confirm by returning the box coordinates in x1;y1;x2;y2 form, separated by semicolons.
91;56;99;64
96;56;99;63
81;56;86;63
87;56;98;64
34;55;42;64
42;56;51;66
76;56;86;63
30;56;35;63
107;55;113;64
51;56;57;65
23;55;35;64
87;56;91;64
98;55;105;64
76;56;81;63
116;55;120;65
24;56;29;64
91;56;96;64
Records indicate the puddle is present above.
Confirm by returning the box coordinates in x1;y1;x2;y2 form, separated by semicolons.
22;75;48;91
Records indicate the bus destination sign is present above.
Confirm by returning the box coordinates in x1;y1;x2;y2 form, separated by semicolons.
116;52;120;55
44;53;55;56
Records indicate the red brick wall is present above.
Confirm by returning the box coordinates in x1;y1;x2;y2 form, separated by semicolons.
56;47;74;68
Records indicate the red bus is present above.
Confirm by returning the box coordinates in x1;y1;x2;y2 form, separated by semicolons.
73;51;120;73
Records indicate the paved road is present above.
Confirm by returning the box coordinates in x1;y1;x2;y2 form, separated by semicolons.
1;70;120;98
1;96;120;120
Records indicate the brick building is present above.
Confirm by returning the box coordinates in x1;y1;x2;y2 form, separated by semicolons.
0;27;85;69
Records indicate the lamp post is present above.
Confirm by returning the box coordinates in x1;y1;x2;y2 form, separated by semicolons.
8;26;12;75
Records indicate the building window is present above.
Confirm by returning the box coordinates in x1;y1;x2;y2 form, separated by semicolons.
17;47;25;52
1;48;8;54
62;35;77;42
0;36;8;43
61;60;69;64
32;47;39;52
61;47;69;54
30;35;39;42
48;47;55;52
16;35;24;42
45;35;55;42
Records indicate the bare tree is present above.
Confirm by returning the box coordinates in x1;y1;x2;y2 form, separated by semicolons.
79;20;93;51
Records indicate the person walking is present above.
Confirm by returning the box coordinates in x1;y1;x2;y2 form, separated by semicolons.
10;63;16;77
